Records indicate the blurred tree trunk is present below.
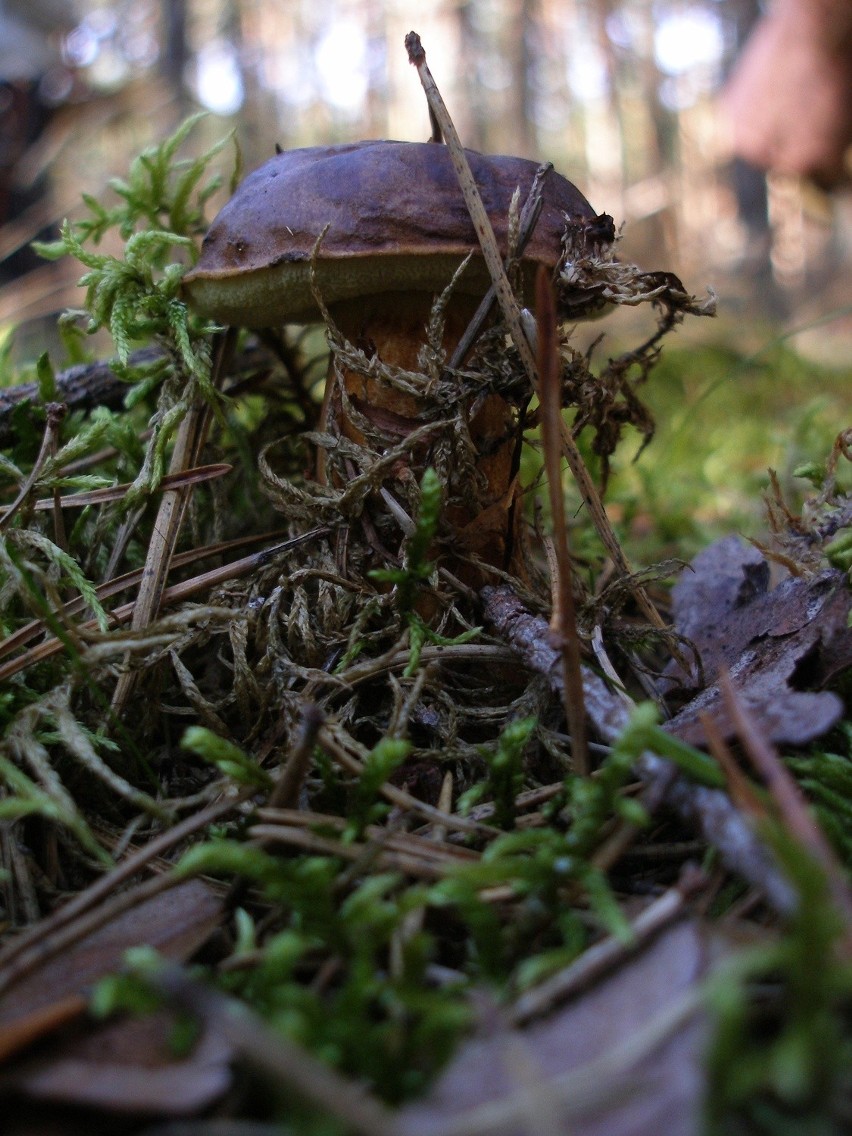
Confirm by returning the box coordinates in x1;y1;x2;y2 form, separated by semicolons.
160;0;189;112
724;0;780;313
508;0;536;154
724;0;769;238
456;1;486;150
363;0;389;139
0;80;53;284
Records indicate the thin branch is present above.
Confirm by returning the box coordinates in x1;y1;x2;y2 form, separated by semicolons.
510;872;702;1025
110;329;236;718
266;703;326;810
404;30;667;637
536;266;588;775
0;403;67;532
445;163;550;371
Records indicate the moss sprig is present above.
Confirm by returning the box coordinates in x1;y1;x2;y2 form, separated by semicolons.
706;825;852;1130
370;466;442;615
34;115;235;390
174;840;468;1101
39;220;211;382
431;729;648;982
51;113;234;249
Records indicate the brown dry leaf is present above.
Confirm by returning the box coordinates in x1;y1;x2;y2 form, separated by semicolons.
0;878;224;1061
6;1010;231;1117
399;919;721;1136
663;536;851;747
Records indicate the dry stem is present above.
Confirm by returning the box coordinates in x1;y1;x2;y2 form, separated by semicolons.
404;30;667;640
536;266;588;774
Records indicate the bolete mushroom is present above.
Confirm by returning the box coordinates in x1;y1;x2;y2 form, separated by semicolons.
183;140;612;573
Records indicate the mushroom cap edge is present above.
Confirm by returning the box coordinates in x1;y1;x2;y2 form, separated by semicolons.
183;140;604;327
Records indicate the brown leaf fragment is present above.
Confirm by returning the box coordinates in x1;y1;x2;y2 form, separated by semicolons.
670;681;842;750
664;535;770;684
0;997;84;1066
0;879;224;1061
399;919;720;1136
7;1011;231;1116
663;538;851;747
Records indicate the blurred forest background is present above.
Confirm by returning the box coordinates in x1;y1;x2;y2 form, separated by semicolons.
1;0;850;365
1;0;849;340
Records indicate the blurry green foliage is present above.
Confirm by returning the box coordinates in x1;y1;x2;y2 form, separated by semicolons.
600;336;851;560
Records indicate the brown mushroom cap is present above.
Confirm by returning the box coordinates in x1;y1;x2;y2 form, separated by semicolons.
183;140;602;328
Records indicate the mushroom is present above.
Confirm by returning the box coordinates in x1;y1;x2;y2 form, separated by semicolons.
183;140;612;572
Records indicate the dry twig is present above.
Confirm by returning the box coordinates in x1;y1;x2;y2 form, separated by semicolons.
404;30;667;639
536;266;588;774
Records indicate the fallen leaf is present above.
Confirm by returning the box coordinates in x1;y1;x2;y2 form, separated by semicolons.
0;878;230;1125
663;537;851;747
0;878;224;1061
399;919;720;1136
9;1010;231;1115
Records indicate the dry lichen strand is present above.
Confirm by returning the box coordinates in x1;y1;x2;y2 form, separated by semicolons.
168;552;552;790
282;296;525;583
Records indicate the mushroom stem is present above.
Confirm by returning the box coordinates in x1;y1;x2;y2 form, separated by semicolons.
319;294;522;576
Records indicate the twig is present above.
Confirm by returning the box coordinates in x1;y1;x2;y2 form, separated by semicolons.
320;723;499;839
0;462;232;518
536;266;588;775
334;643;515;689
0;347;164;445
0;339;289;449
445;164;550;371
110;330;236;718
0;403;66;532
431;770;454;844
255;808;479;858
266;703;325;810
405;31;536;373
509;870;703;1025
404;30;667;638
248;820;478;882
